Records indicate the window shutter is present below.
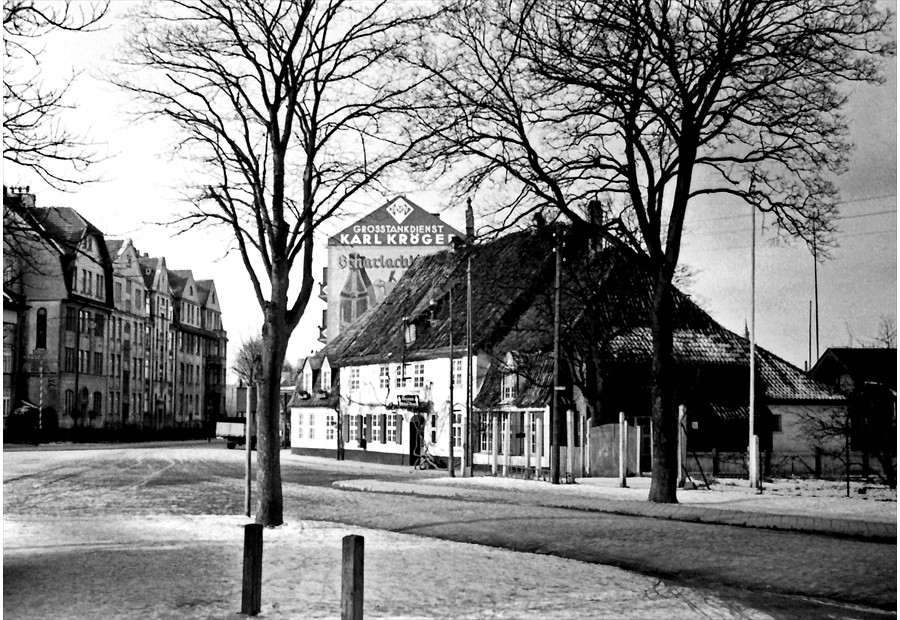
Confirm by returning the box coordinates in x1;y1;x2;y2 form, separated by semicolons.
342;415;350;442
379;414;387;444
364;415;372;442
395;414;403;444
357;415;363;440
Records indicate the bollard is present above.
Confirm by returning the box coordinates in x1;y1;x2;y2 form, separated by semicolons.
342;535;364;620
241;524;263;616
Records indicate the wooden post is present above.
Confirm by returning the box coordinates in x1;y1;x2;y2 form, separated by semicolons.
241;524;263;616
524;410;532;480
491;412;500;475
502;413;511;476
618;411;627;488
341;535;364;620
535;416;543;481
566;409;575;482
677;405;687;487
649;418;654;472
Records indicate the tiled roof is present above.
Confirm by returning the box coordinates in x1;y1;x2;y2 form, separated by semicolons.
195;280;213;305
289;375;340;408
758;347;844;402
329;224;840;406
138;257;159;288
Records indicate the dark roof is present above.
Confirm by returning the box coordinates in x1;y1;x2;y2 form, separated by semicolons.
196;280;213;305
105;239;125;257
17;207;103;256
289;374;340;408
138;257;159;288
331;225;840;406
811;347;897;392
168;270;190;297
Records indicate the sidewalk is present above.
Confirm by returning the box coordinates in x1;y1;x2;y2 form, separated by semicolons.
334;474;897;542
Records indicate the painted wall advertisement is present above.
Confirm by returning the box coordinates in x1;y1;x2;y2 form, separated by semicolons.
327;197;463;338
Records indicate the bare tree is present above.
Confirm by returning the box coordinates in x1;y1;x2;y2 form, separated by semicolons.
3;0;109;189
233;335;263;387
114;0;435;525
409;0;892;502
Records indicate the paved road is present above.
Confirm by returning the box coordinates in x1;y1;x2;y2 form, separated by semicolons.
4;443;895;619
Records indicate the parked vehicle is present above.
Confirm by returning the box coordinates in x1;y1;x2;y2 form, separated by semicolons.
216;417;256;449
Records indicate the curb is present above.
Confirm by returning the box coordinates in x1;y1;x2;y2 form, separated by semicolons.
334;479;897;543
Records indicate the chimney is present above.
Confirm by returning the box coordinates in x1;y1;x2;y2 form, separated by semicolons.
465;198;474;244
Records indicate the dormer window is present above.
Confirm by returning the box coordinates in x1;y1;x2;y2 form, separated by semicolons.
321;368;331;391
501;372;518;403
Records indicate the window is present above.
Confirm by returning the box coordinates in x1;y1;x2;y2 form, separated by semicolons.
96;274;103;296
65;307;76;332
298;423;304;439
94;315;105;337
501;373;518;402
35;308;47;349
78;350;87;373
453;359;463;386
64;347;76;372
379;365;390;389
126;280;132;294
349;368;360;390
326;414;336;441
371;414;381;443
93;352;102;375
72;267;77;292
454;412;462;448
481;415;491;452
92;391;102;415
3;388;9;417
772;414;782;433
64;389;75;415
386;413;397;443
430;414;437;444
349;417;358;442
308;413;315;440
395;364;405;387
115;282;122;302
413;363;425;388
82;270;88;294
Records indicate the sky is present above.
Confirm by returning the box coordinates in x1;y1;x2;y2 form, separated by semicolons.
4;3;896;377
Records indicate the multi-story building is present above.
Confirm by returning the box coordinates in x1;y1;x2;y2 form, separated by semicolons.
3;187;228;440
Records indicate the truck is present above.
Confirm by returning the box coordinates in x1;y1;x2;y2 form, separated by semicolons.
216;416;256;450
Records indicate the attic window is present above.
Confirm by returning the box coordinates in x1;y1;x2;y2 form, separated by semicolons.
501;372;518;403
189;286;193;295
403;320;416;344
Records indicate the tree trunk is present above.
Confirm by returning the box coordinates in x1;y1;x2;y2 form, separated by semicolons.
255;302;289;526
648;265;677;503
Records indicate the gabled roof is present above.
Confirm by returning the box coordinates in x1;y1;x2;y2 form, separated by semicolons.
105;239;125;257
289;374;340;408
168;270;191;297
811;347;897;392
195;279;213;305
332;224;840;407
138;257;159;288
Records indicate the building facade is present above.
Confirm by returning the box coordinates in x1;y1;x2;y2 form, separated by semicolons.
2;187;228;440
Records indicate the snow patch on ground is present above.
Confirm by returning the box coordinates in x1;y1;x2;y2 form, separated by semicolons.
4;515;773;619
412;474;897;523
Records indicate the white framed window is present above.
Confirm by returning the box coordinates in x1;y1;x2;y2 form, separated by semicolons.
501;373;518;402
326;414;336;441
302;370;312;393
395;364;404;387
386;413;397;443
481;415;491;452
349;368;360;391
372;414;381;443
321;368;331;391
349;418;358;442
308;413;315;439
379;365;390;389
453;412;462;448
453;358;463;386
413;363;425;388
298;424;304;439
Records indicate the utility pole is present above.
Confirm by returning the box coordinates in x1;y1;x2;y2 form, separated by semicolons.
245;379;252;517
464;255;474;477
551;235;561;485
448;292;455;477
749;205;761;493
812;221;820;360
